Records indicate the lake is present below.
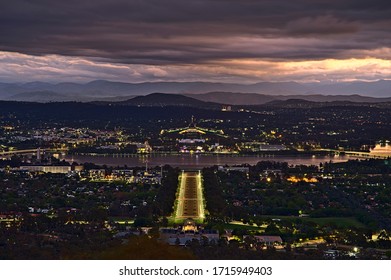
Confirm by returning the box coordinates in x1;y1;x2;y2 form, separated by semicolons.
59;153;362;168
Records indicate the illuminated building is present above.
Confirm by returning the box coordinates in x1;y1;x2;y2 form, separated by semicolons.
136;141;152;153
159;219;219;246
160;116;227;153
240;142;287;152
221;105;232;111
20;165;72;174
370;140;391;157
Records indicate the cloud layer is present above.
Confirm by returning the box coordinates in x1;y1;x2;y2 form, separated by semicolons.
1;0;391;83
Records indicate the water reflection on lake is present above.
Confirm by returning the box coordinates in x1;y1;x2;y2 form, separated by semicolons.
60;153;362;168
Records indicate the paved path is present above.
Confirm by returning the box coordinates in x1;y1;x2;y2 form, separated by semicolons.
174;171;205;222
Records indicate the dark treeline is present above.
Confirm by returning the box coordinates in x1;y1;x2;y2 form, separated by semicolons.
202;167;226;216
154;166;179;216
324;159;391;174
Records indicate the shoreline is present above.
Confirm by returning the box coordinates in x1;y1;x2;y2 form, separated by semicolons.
60;153;366;168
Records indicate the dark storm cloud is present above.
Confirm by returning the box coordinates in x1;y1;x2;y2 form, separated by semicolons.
1;0;391;65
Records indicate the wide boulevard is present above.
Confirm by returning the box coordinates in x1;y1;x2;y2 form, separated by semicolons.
173;170;205;223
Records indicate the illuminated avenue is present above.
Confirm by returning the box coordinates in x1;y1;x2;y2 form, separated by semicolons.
174;171;205;223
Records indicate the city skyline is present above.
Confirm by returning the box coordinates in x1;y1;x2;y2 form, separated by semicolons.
2;0;391;264
1;0;391;86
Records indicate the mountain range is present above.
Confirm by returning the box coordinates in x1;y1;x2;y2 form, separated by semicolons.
104;93;391;110
112;93;221;109
0;80;391;104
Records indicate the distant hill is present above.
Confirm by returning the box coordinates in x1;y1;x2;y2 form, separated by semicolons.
115;93;222;109
4;91;104;102
1;79;391;103
0;80;310;100
184;92;277;105
260;99;345;108
5;91;73;102
307;80;391;97
187;92;391;105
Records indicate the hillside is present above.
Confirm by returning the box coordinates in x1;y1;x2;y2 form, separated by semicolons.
1;80;391;102
115;93;222;109
188;92;391;105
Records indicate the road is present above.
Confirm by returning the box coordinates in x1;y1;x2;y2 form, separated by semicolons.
0;148;68;157
315;149;388;159
174;170;205;222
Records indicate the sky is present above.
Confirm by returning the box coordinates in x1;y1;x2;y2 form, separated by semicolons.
1;0;391;84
